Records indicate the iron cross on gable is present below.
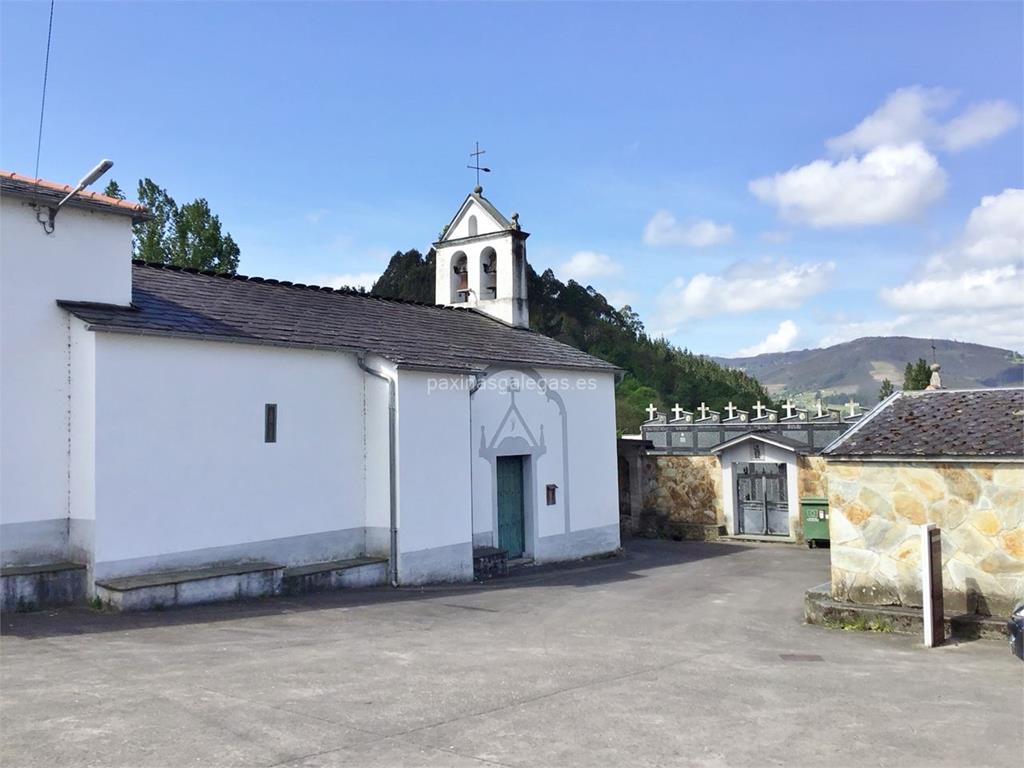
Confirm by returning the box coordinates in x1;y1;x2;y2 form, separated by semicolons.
467;141;491;187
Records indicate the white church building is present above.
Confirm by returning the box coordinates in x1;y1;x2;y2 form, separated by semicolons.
0;172;621;610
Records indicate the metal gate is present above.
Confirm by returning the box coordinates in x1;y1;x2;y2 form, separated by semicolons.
735;462;789;536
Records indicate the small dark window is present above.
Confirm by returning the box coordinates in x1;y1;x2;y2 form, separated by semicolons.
546;484;558;506
264;404;277;443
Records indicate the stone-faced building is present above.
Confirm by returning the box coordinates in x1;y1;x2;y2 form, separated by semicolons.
822;388;1023;616
621;399;864;542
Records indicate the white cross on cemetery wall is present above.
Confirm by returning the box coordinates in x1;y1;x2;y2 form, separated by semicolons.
725;402;737;419
672;404;685;420
816;399;824;418
784;399;795;419
698;402;710;420
646;403;658;421
753;400;766;419
846;399;858;418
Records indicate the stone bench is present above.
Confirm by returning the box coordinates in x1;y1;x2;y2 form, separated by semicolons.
282;557;388;595
95;562;284;611
1;562;87;612
473;547;508;580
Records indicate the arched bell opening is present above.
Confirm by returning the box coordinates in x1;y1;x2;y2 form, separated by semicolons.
480;246;497;299
450;252;469;303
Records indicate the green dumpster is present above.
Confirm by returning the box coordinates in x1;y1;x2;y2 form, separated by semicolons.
801;497;830;548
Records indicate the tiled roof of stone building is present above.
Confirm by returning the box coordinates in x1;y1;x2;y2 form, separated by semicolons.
0;170;149;222
58;261;619;373
824;388;1024;458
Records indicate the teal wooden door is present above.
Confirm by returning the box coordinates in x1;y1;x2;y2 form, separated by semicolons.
496;456;525;557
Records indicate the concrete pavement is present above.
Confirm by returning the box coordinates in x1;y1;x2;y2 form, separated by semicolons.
1;539;1020;767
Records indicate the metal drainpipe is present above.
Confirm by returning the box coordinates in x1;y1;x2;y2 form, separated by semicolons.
358;354;399;588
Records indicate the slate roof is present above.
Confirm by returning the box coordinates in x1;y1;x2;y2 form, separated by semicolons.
711;430;808;454
1;170;149;222
824;388;1024;458
58;261;619;373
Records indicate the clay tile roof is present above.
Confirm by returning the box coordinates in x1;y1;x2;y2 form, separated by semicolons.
57;261;620;373
0;170;149;222
825;388;1024;458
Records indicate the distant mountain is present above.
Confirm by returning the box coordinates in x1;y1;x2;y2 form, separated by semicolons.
714;337;1024;407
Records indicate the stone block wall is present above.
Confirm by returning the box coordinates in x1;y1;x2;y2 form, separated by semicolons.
642;456;723;535
798;456;828;498
827;461;1023;616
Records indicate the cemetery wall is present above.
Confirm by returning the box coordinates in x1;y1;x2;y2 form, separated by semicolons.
641;455;723;538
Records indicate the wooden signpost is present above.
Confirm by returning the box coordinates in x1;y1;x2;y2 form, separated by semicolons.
921;524;944;647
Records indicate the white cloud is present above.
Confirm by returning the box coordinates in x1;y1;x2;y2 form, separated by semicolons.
559;251;622;282
819;308;1024;352
826;87;954;154
304;208;330;224
941;100;1021;151
653;260;833;336
602;289;637;309
736;320;800;357
759;230;792;244
882;188;1023;314
750;143;946;227
956;188;1024;264
302;272;379;290
882;264;1023;311
823;188;1024;351
826;86;1019;155
643;210;734;247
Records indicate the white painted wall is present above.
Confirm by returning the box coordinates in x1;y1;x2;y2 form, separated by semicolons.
1;197;132;563
469;367;619;560
394;370;473;581
719;440;800;539
69;319;97;565
91;334;369;576
362;355;392;556
446;198;504;240
435;198;528;327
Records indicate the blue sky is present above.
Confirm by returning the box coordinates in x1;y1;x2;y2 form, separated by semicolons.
2;1;1021;355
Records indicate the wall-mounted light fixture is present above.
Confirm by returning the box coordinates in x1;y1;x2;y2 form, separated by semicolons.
35;158;113;234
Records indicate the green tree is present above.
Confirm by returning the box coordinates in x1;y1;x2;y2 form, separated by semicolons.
107;178;241;274
102;180;125;200
903;358;932;391
169;199;240;274
134;179;179;266
878;378;894;401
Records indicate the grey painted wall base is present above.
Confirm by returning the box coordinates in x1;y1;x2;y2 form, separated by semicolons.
1;562;87;612
94;527;369;580
282;558;388;595
1;518;73;566
364;527;390;558
95;563;284;612
472;530;494;548
534;523;620;563
399;541;474;585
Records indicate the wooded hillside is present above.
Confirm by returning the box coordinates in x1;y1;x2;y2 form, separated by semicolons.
372;249;772;434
